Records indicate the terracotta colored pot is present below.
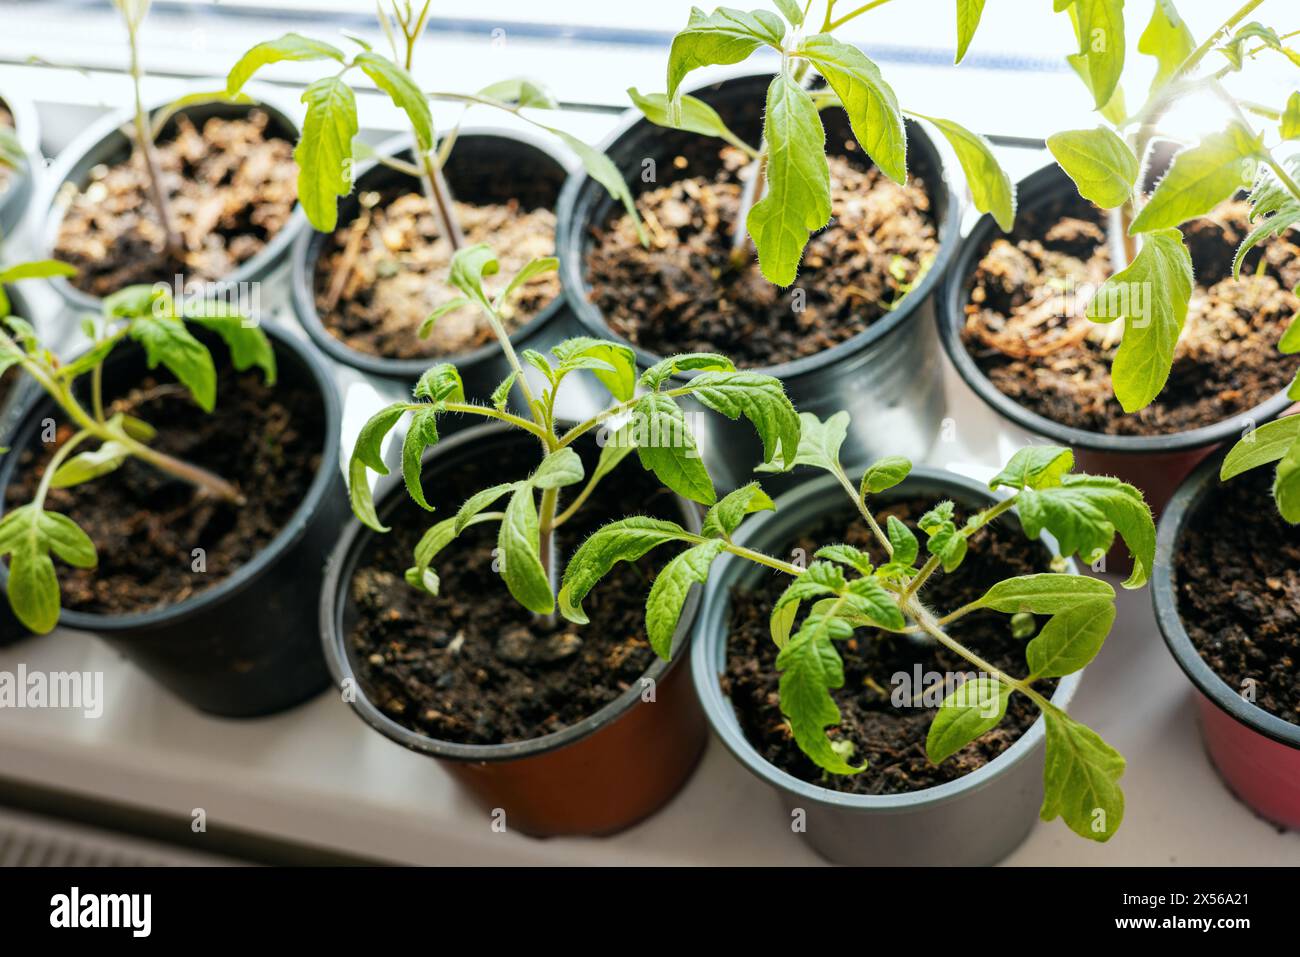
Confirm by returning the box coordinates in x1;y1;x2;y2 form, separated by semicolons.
1154;450;1300;830
938;163;1292;522
319;422;707;837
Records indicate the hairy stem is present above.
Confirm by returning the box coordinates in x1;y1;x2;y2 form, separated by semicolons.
125;16;182;257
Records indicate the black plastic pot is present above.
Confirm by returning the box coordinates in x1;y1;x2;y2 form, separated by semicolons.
0;323;349;716
938;162;1294;521
0;284;39;648
556;72;962;492
320;421;708;837
1153;450;1300;829
692;468;1082;866
291;130;583;406
0;87;40;238
40;92;307;314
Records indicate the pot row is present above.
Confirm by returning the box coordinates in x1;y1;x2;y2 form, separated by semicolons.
7;77;1287;513
0;79;1295;861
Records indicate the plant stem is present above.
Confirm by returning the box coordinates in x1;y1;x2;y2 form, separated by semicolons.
9;333;245;505
124;14;182;257
825;0;896;32
389;0;465;250
33;430;90;511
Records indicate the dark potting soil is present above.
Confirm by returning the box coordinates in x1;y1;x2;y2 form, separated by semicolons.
721;497;1056;795
4;368;323;615
314;189;559;360
1175;468;1300;726
348;446;683;745
54;111;297;297
962;192;1300;435
586;145;939;368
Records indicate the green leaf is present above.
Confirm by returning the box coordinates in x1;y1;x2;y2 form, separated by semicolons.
347;402;407;532
1221;416;1300;480
627;88;754;156
772;0;802;27
401;407;439;511
777;617;862;775
226;33;345;97
770;563;854;645
497;485;553;614
50;440;129;488
746;72;830;286
1129;124;1264;234
1138;0;1194;94
955;0;987;64
926;677;1010;763
1232;160;1300;279
490;372;517;411
454;482;518;534
496;256;559;310
841;577;905;630
0;505;97;634
1282;92;1300;141
1046;127;1138;209
633;392;716;505
756;410;846;475
296;76;358;232
476;77;558;110
1085;228;1194;413
354;52;433;153
861;455;912;494
531;447;584;490
646;539;727;657
128;314;217;412
1274;434;1300;523
1040;711;1125;841
887;515;918;565
640;352;735;391
413;363;465;403
976;573;1115;614
0;260;78;283
799;34;906;185
550;337;637;402
916;113;1014;230
926;523;967;573
187;314;276;385
1072;0;1125;111
558;516;691;623
685;371;800;468
814;544;873;576
1017;475;1156;588
419;296;471;338
1027;599;1115;677
590;423;637;486
549;128;646;244
665;6;786;101
447;244;499;312
989;445;1074;492
702;482;774;538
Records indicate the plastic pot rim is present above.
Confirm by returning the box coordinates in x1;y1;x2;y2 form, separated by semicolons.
691;466;1082;814
38;85;309;314
554;68;964;387
0;85;41;231
1152;448;1300;751
289;127;571;380
938;160;1295;456
0;322;343;634
319;418;705;764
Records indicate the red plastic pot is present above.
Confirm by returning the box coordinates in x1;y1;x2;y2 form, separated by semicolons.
938;163;1293;522
319;422;707;837
1154;451;1300;829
